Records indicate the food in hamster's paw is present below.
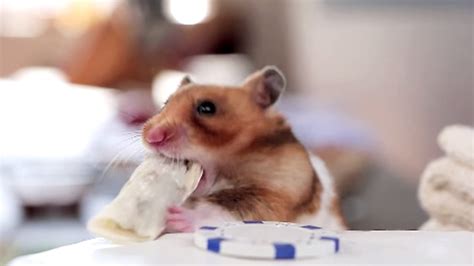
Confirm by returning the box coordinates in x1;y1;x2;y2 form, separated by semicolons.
87;155;202;243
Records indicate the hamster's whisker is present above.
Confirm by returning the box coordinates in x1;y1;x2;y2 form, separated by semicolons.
97;138;144;183
120;129;143;138
123;149;143;168
116;110;150;122
112;134;143;150
98;148;132;183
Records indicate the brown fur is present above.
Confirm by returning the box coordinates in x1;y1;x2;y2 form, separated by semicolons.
143;71;342;223
243;125;298;152
294;170;323;215
206;186;295;221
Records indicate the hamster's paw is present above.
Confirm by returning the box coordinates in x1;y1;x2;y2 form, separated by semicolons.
165;205;195;233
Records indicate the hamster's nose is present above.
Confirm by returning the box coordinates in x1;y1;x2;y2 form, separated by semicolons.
145;126;173;146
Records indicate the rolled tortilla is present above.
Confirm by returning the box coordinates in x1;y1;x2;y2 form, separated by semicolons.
88;155;202;243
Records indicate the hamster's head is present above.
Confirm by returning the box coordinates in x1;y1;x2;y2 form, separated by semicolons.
142;66;286;196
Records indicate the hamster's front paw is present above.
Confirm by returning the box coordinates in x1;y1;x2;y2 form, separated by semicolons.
165;205;195;233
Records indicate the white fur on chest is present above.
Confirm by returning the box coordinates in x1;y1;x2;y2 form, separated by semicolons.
295;153;346;230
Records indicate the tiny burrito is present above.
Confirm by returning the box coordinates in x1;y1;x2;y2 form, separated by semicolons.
88;155;203;243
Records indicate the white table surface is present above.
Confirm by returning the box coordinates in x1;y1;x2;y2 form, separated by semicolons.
9;231;473;265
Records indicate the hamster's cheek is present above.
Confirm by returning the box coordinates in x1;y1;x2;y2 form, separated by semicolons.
180;146;212;163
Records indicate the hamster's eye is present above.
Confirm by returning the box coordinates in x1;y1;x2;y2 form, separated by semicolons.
196;100;216;116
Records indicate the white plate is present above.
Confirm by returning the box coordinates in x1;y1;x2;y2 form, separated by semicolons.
194;221;340;260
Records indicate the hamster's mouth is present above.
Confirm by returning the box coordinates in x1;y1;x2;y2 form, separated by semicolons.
155;153;194;170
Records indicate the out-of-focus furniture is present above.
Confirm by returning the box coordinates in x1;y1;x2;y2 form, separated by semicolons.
62;0;244;88
0;77;116;208
0;75;118;262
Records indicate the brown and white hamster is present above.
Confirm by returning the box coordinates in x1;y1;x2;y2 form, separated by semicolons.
142;66;347;232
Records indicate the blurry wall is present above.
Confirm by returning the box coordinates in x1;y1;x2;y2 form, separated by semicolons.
220;0;291;76
286;0;473;180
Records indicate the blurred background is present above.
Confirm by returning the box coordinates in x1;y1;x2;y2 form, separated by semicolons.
0;0;472;263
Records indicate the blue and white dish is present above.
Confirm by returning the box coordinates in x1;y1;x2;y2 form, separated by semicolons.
193;221;340;260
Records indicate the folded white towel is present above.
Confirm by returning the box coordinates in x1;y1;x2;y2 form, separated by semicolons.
438;125;474;168
420;218;465;231
418;157;474;230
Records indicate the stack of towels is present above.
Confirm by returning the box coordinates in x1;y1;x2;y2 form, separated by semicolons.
419;125;473;231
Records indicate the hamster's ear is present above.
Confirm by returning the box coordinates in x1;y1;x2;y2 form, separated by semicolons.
243;66;286;109
179;75;193;87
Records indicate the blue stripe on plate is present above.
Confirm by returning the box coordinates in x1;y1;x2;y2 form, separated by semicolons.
199;226;217;230
301;225;321;230
207;237;227;253
320;236;340;253
243;220;263;224
274;243;296;259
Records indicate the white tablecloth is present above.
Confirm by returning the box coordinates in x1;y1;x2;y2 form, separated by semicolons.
9;231;473;265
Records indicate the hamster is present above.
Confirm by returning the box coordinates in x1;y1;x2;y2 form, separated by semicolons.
142;66;347;232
